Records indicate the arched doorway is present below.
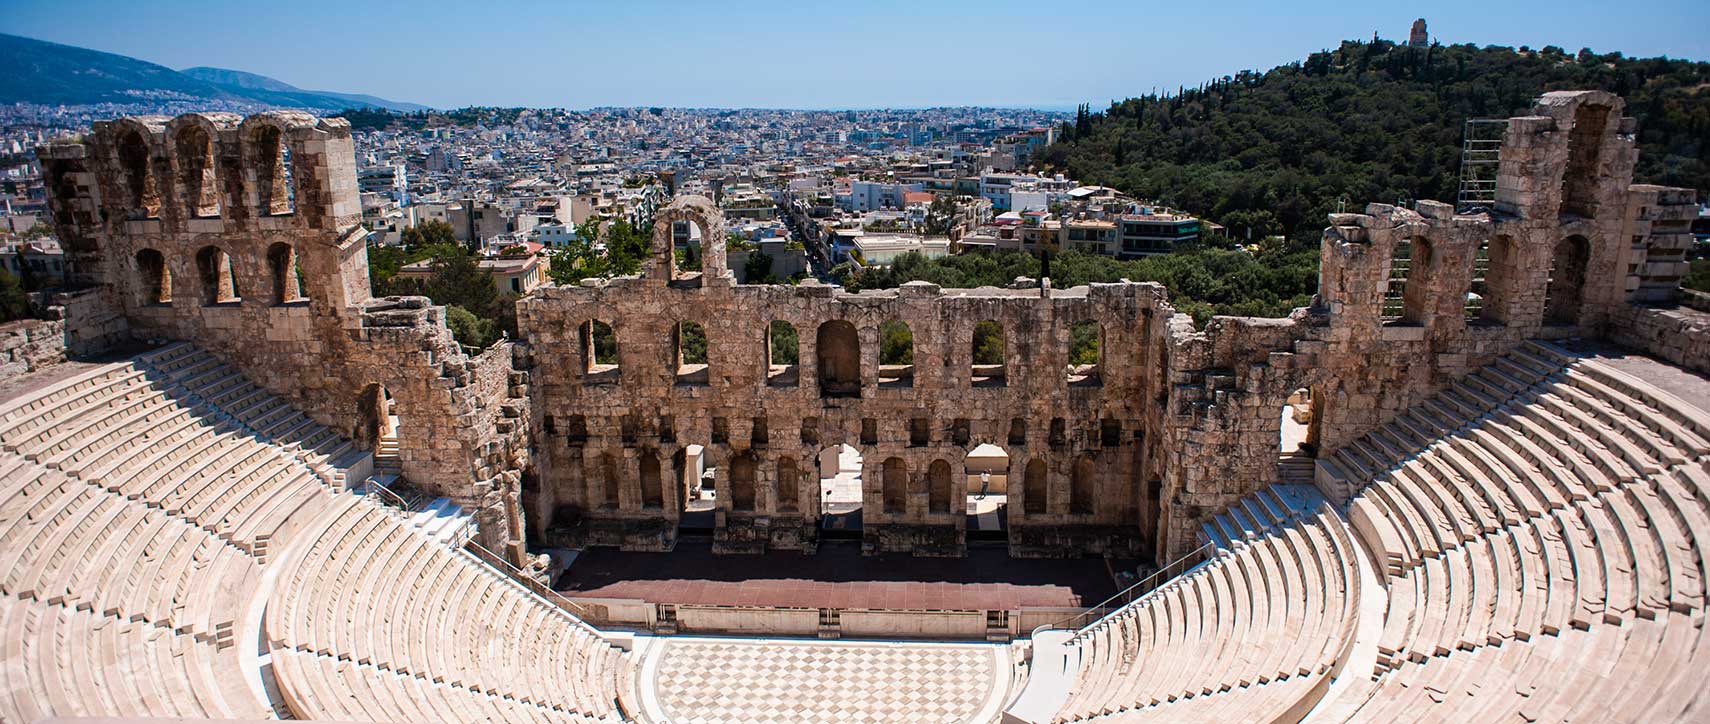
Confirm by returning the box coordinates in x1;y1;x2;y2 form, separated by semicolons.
964;443;1010;541
355;383;399;478
817;443;864;538
1545;235;1590;326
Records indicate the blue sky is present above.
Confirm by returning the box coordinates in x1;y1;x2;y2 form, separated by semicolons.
4;0;1707;110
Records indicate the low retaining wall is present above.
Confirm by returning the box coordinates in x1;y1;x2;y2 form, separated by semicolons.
0;318;67;376
1609;302;1710;376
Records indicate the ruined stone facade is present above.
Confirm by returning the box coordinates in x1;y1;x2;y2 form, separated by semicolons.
30;90;1701;565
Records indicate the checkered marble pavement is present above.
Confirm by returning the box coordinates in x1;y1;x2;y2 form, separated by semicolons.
645;638;1008;724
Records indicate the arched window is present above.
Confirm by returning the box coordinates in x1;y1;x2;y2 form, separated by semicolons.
882;457;907;514
1559;104;1610;219
117;130;159;220
1545;235;1590;325
767;320;799;386
1071;454;1095;515
673;320;709;385
878;319;913;387
971;320;1005;386
776;456;800;512
174;125;219;218
1480;235;1516;326
817;320;861;398
1024;458;1048;515
252;125;295;215
134;249;171;306
267;242;304;304
580;320;618;383
640;451;663;509
194;245;239;305
729;452;758;511
1068;320;1101;385
928;459;953;514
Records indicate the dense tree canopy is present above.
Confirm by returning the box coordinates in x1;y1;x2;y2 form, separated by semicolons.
1041;39;1710;248
838;247;1318;325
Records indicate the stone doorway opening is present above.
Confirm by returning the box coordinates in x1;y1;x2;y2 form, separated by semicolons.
817;444;863;539
355;383;400;478
964;443;1009;542
676;444;715;533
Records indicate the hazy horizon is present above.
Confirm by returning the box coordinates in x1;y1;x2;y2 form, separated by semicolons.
4;0;1707;111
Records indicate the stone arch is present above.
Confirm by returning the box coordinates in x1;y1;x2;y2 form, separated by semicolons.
1068;320;1102;385
1559;103;1612;219
133;248;171;306
267;242;305;304
775;455;800;512
242;117;297;216
881;456;907;514
647;195;729;283
115;127;160;220
1071;454;1096;515
927;459;954;514
878;319;913;387
170;121;220;218
194;245;240;304
817;320;861;398
1479;235;1518;325
1545;235;1591;325
1399;237;1435;324
1023;457;1047;515
353;383;396;456
729;451;758;511
971;319;1006;386
1382;237;1432;324
639;450;664;509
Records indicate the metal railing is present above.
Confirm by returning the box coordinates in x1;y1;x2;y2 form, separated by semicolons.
1044;541;1218;639
361;482;600;624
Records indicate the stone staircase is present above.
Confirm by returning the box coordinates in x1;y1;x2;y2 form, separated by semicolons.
1199;483;1326;551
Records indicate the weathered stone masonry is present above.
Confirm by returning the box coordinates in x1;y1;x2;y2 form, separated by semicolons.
28;90;1702;566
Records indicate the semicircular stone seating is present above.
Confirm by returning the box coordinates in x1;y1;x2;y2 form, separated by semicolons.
0;342;636;722
1051;484;1362;723
1325;341;1710;723
265;494;637;723
1048;340;1710;724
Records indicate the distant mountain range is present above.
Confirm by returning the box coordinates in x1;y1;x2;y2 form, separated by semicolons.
0;33;428;112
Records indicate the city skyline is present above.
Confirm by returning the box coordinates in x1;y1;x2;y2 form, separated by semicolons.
3;0;1708;111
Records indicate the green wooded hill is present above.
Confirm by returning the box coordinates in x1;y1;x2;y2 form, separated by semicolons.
1040;39;1710;246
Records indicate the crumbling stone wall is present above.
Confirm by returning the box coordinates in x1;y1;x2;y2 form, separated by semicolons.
34;90;1700;568
36;112;531;557
520;196;1167;557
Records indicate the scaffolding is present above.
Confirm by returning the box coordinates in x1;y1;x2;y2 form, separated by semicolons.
1455;119;1508;215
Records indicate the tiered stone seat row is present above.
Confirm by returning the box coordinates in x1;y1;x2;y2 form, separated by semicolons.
1053;486;1359;723
267;496;634;721
1318;342;1710;722
0;597;269;722
144;345;361;478
0;347;336;552
0;454;259;644
271;646;611;723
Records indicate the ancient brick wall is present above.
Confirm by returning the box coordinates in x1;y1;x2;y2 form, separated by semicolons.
36;112;531;557
32;90;1701;567
520;196;1168;556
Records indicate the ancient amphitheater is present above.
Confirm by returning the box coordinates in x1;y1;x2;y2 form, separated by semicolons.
1;89;1707;723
